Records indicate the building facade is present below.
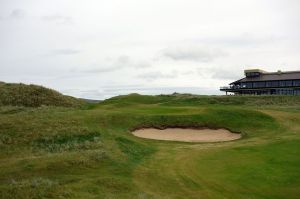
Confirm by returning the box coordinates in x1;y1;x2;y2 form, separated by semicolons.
220;69;300;95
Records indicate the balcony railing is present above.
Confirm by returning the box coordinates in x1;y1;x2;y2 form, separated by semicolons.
220;85;241;90
221;84;300;90
220;86;231;90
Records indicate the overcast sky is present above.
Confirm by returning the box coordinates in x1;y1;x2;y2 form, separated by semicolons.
1;0;300;99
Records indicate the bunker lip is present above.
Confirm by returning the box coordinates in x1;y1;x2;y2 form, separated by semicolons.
131;127;241;143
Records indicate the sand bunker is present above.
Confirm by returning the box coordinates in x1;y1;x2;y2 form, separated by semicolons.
132;128;241;142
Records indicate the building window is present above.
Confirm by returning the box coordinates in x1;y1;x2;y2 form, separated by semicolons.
286;81;293;86
280;80;293;87
266;81;279;87
241;82;253;88
294;89;300;95
293;80;300;86
276;89;294;95
266;81;271;87
253;81;266;88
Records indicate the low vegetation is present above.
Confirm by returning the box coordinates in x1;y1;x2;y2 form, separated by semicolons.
0;89;300;198
0;82;84;107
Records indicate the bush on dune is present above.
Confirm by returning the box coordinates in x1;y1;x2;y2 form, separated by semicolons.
0;82;84;107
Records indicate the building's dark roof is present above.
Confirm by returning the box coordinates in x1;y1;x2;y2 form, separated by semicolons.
231;70;300;84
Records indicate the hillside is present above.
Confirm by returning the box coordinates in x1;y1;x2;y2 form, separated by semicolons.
0;82;84;107
0;92;300;198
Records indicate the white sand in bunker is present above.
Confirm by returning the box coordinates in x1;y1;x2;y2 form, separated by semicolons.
132;128;241;142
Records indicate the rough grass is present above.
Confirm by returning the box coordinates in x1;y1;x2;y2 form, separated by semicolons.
103;93;300;106
0;93;300;198
0;82;84;107
32;131;101;153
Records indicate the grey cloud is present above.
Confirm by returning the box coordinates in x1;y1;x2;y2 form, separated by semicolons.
181;70;194;75
42;15;73;25
196;66;242;80
51;49;81;55
0;9;25;21
9;9;26;19
83;55;151;73
136;70;178;81
133;60;151;68
188;33;282;48
211;69;242;80
114;55;151;68
196;67;210;78
84;65;120;73
161;46;227;62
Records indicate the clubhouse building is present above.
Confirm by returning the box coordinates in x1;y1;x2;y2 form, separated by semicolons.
220;69;300;95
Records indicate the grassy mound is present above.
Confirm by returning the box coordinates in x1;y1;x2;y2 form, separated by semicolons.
0;82;84;107
104;93;300;106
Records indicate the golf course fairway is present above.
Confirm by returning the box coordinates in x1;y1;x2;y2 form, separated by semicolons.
0;94;300;199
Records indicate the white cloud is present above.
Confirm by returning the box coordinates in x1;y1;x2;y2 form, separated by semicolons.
9;9;26;19
136;70;178;81
51;49;81;55
83;56;151;73
160;45;228;62
42;14;73;25
211;69;243;80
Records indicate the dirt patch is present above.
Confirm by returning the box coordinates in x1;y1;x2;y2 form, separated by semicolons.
132;128;241;142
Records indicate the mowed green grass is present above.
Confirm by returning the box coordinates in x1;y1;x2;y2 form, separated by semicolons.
0;94;300;199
